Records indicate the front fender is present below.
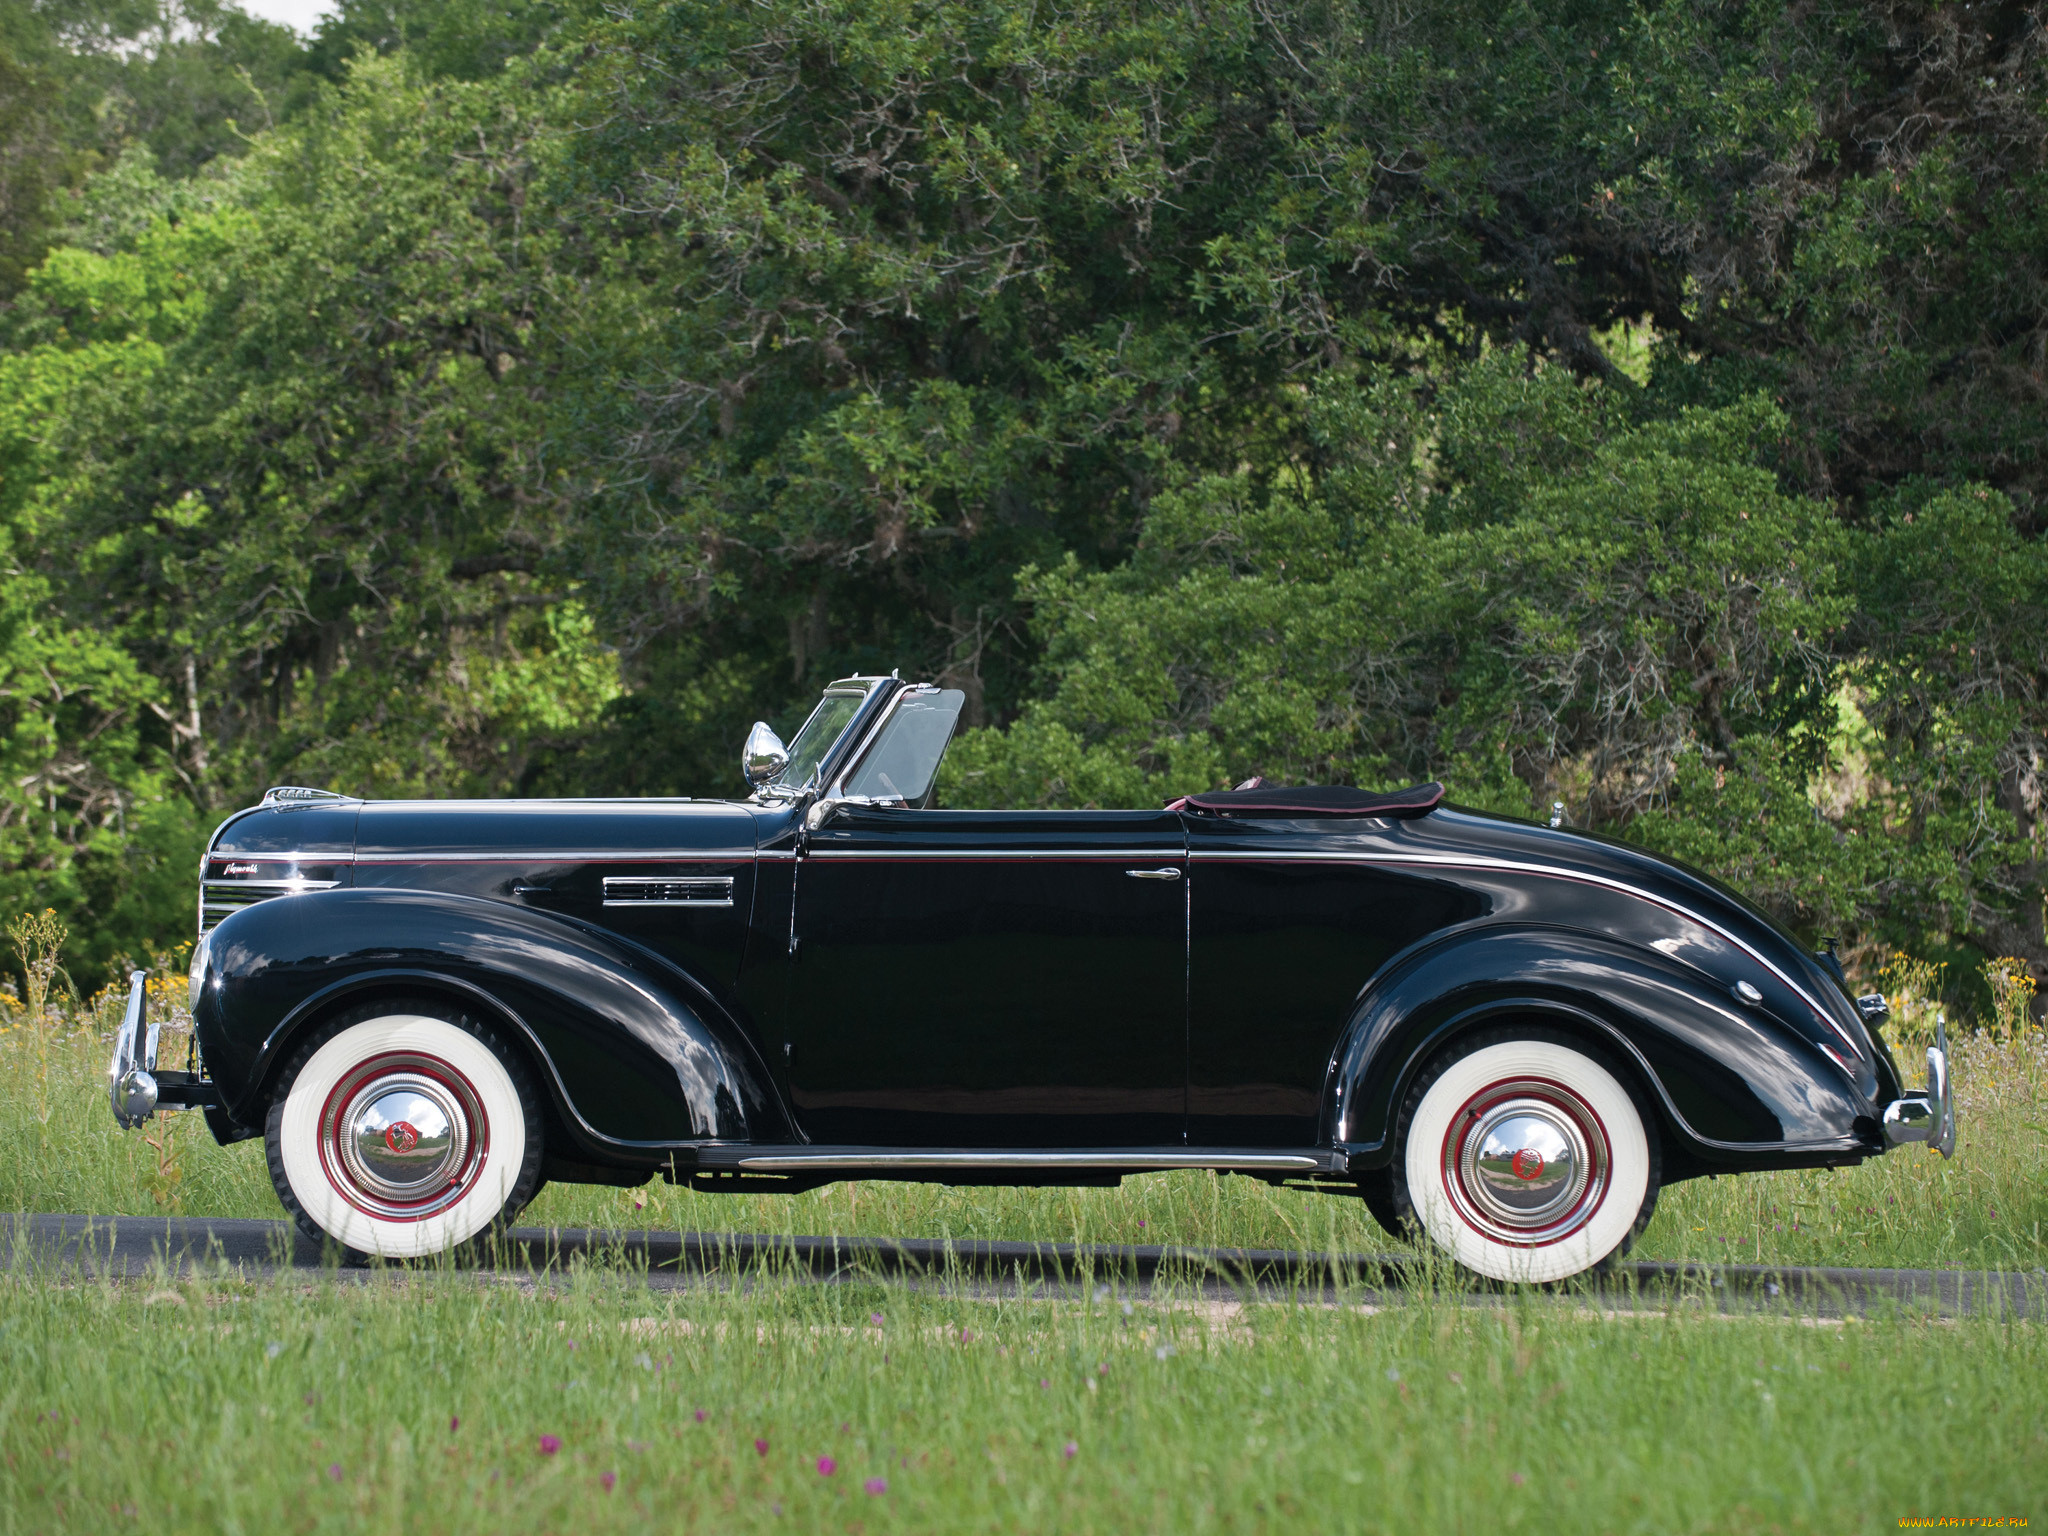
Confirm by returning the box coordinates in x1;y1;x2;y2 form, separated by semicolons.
1327;925;1877;1169
195;887;794;1157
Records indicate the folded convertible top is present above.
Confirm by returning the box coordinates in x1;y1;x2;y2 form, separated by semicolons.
1165;779;1445;817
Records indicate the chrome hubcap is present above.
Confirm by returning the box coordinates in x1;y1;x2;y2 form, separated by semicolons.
339;1076;467;1202
319;1054;485;1218
1443;1080;1608;1246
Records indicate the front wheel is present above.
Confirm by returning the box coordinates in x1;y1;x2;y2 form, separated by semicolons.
265;1001;544;1261
1366;1030;1660;1284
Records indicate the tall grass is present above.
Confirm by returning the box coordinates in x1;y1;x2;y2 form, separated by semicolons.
0;1263;2040;1534
3;955;2043;1272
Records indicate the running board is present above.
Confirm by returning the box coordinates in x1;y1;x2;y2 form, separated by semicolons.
722;1147;1346;1175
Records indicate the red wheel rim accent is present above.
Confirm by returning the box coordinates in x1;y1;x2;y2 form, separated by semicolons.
316;1049;490;1224
1438;1075;1612;1250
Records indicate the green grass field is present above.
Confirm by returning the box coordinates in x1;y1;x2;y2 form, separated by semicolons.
2;1264;2043;1534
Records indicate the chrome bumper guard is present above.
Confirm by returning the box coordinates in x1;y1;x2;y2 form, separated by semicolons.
1881;1013;1957;1158
108;970;158;1128
107;969;217;1128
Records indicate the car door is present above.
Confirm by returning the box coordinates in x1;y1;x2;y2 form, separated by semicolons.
788;806;1189;1147
1185;816;1486;1144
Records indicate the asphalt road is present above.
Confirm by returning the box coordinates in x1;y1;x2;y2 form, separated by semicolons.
3;1214;2040;1317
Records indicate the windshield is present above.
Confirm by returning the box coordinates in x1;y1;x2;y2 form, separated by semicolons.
842;689;966;805
776;691;866;788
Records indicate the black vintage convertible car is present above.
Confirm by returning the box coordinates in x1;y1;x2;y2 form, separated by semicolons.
110;673;1954;1281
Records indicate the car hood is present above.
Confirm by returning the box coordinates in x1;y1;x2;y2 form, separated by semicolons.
211;797;759;862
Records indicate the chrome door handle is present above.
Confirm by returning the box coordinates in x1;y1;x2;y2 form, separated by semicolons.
1124;868;1182;880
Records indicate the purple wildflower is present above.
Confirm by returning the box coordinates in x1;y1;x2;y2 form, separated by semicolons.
864;1477;888;1495
817;1456;837;1477
1062;1441;1078;1460
755;1438;769;1457
539;1435;562;1455
695;1409;707;1422
449;1415;460;1432
601;1471;617;1492
326;1464;343;1481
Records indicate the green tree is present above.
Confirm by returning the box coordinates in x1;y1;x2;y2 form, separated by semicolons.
0;323;205;982
305;0;587;83
942;365;1846;815
2;0;2044;1004
5;54;618;811
0;44;65;296
2;1;312;179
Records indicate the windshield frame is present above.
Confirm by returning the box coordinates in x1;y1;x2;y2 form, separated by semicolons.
834;685;966;807
773;690;867;791
764;677;893;794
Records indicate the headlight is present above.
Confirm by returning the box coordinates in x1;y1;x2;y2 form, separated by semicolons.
188;932;210;1010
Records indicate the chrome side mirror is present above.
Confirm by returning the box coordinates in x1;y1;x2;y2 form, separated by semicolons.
743;721;789;788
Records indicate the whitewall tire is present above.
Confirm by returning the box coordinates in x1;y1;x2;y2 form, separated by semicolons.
265;1003;544;1260
1382;1031;1659;1284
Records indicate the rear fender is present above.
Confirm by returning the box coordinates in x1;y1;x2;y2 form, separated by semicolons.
195;887;793;1159
1327;926;1874;1169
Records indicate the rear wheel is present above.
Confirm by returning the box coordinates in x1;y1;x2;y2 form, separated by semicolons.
265;1000;544;1261
1365;1030;1659;1284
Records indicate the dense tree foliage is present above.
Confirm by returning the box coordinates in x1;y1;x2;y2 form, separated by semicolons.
0;0;2042;1010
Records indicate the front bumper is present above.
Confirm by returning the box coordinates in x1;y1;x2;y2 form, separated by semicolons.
107;970;218;1128
1880;1014;1957;1158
